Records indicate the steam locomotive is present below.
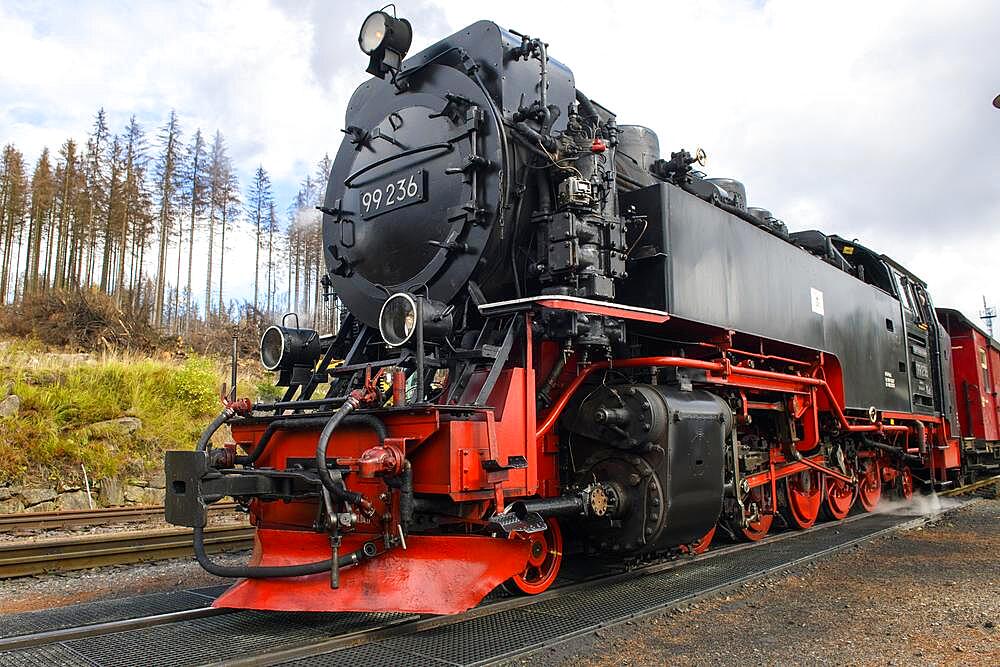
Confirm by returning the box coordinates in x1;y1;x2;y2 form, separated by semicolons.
164;14;1000;614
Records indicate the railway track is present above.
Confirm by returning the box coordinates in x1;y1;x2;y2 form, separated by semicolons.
0;473;988;584
940;473;1000;497
0;501;971;667
0;503;238;532
0;525;253;579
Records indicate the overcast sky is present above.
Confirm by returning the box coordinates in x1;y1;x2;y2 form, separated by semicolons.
1;0;998;328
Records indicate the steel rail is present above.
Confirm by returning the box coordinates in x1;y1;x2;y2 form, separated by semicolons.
941;473;1000;497
0;502;238;531
0;607;233;652
0;524;253;578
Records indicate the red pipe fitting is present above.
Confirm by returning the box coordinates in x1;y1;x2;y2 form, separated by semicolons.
225;397;253;415
358;443;405;478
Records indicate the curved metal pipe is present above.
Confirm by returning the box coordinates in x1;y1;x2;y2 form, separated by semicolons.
197;409;233;452
315;401;363;505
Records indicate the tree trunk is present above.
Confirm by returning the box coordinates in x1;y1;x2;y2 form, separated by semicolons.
205;205;215;319
218;204;227;316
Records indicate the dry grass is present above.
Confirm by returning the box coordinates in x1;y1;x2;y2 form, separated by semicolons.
0;339;277;486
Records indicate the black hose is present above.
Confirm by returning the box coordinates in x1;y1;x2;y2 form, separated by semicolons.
535;169;552;214
537;350;568;407
315;406;389;509
315;402;362;504
244;414;388;465
574;89;600;128
192;525;366;578
242;417;329;464
515;121;557;152
192;408;391;579
399;461;413;530
197;410;232;452
342;414;388;444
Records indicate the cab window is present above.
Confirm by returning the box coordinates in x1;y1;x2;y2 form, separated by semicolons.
893;270;914;312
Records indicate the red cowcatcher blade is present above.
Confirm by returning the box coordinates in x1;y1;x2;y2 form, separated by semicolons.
213;528;532;615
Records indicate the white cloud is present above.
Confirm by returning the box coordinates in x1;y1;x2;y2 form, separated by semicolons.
428;0;1000;321
1;0;998;324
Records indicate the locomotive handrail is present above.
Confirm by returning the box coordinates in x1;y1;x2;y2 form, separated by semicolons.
252;396;350;413
343;142;454;188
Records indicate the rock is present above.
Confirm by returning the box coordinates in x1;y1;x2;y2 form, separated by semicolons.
83;417;142;437
0;486;18;502
125;483;164;505
148;471;166;489
0;497;24;513
0;394;20;418
98;478;125;506
28;500;59;512
47;353;94;365
20;487;57;506
60;490;93;510
144;487;165;505
124;484;147;504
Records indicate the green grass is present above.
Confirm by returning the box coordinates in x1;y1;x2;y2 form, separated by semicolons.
0;339;278;485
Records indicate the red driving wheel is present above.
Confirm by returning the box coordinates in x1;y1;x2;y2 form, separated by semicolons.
783;470;823;529
857;459;882;512
739;484;774;541
506;518;563;595
822;471;856;521
899;466;914;501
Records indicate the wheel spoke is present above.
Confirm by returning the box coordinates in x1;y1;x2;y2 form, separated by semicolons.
857;460;882;512
783;470;822;529
737;485;773;541
822;471;855;521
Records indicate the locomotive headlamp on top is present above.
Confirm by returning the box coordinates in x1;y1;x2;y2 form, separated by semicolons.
260;317;321;386
358;9;412;78
379;292;453;347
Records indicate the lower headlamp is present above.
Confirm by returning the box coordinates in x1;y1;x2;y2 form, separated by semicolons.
260;323;321;386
